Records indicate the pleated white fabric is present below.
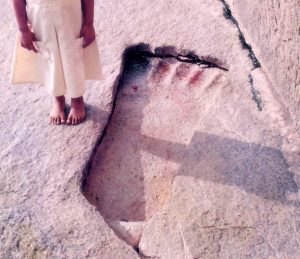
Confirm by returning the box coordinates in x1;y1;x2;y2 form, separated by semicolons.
10;0;103;98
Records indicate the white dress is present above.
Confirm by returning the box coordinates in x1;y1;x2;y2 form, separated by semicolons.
10;0;103;98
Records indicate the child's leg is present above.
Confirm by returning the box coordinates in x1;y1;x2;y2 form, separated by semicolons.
26;3;68;124
54;0;86;124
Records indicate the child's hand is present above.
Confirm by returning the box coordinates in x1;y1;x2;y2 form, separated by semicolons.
20;30;38;53
80;24;96;48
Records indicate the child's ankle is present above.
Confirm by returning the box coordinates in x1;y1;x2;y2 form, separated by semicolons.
70;96;85;108
71;96;84;104
53;95;65;107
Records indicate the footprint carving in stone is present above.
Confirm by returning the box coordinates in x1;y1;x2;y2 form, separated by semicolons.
83;43;223;246
83;44;299;250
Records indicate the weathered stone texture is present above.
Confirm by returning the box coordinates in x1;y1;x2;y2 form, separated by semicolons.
227;0;300;127
1;0;300;258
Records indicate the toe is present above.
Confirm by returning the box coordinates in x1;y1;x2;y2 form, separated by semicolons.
66;115;72;124
61;115;66;124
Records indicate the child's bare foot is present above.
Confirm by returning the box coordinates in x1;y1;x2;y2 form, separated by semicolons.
66;96;86;125
50;95;66;125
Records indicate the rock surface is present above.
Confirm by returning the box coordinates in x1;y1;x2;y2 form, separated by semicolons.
227;0;300;127
1;0;300;258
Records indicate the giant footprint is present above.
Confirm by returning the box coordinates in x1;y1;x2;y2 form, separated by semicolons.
83;44;299;257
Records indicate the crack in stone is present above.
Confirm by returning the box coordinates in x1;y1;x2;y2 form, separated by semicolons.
219;0;261;69
218;0;265;110
199;225;254;230
135;50;229;71
134;246;157;259
248;74;263;111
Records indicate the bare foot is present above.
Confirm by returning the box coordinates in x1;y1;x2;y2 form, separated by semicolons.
66;96;86;125
50;95;66;125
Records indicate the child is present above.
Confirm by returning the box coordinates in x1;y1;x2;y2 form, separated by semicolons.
11;0;103;125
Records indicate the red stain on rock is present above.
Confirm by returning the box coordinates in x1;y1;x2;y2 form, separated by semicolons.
175;63;192;79
189;70;204;85
131;85;139;92
150;61;171;83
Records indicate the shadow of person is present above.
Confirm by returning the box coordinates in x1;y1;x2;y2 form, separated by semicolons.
84;103;111;124
140;132;299;207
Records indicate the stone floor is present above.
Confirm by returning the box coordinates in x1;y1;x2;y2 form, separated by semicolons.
1;0;300;258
